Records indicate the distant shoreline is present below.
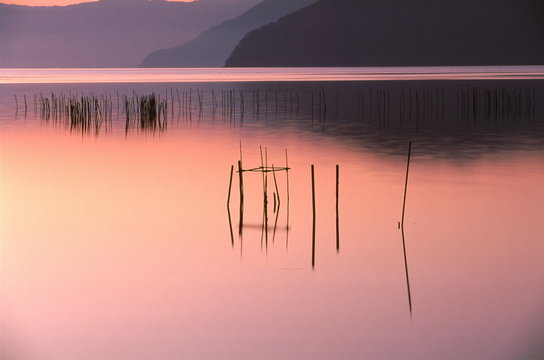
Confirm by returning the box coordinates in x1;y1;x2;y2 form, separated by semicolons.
1;66;544;84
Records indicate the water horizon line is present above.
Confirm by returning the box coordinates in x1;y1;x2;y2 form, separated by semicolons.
1;65;544;84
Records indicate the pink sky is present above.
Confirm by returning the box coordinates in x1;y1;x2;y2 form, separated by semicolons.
3;0;192;5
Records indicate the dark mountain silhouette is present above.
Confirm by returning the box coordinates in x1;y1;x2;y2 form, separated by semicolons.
0;0;259;67
226;0;544;67
140;0;316;67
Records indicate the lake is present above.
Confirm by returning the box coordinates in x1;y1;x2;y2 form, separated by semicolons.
1;67;544;359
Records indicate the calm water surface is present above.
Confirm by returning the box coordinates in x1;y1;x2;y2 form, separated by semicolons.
1;69;544;359
1;66;544;83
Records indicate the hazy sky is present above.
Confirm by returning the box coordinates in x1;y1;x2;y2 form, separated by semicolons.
3;0;193;5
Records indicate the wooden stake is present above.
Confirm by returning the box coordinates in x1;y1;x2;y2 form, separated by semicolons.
238;160;244;206
336;164;340;252
311;164;316;269
401;142;413;315
227;165;234;208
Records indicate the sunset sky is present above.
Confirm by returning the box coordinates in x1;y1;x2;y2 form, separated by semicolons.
2;0;192;5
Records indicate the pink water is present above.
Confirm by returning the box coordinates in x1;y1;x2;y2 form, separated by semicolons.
1;66;544;84
1;74;544;359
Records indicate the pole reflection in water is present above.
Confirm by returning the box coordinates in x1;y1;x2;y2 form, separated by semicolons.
2;77;544;359
401;142;414;316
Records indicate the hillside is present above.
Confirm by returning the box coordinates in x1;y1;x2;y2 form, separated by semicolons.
0;0;259;67
140;0;316;67
226;0;544;67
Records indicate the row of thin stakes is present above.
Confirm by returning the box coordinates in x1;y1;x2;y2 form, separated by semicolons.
355;86;537;131
456;86;536;123
224;143;413;318
29;91;170;133
224;143;413;314
14;85;538;132
311;163;340;268
36;92;114;133
15;88;331;133
225;145;340;269
12;87;341;126
226;146;292;251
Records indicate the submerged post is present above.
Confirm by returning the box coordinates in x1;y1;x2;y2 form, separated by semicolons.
227;165;234;208
285;149;291;250
238;160;244;206
272;164;280;205
401;142;412;228
285;149;290;202
401;142;413;316
336;164;340;252
227;206;235;248
311;164;316;269
238;159;244;238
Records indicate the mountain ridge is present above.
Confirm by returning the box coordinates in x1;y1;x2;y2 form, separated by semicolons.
140;0;316;67
226;0;544;67
0;0;260;67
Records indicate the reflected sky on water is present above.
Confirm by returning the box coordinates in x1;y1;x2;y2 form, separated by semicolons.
1;73;544;359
